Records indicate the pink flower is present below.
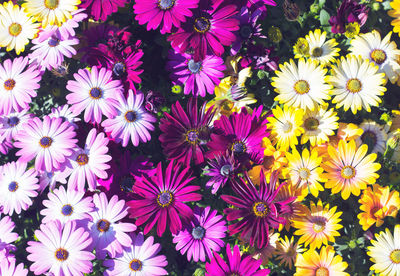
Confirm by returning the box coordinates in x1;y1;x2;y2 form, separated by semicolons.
0;258;28;276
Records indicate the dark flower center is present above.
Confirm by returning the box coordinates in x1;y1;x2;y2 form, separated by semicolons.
252;201;268;217
129;259;143;271
303;117;319;131
240;25;252;39
185;129;199;144
361;130;377;150
39;136;53;148
48;37;60;47
55;248;69;261
61;204;73;216
89;87;103;99
124;111;137;122
4;79;16;90
113;62;126;77
370;49;387;65
97;219;111;232
312;216;327;233
8;23;22;36
194;17;211;33
7;116;20;127
231;141;246;154
119;176;134;192
188;59;202;74
191;226;206;240
76;154;89;166
311;47;323;57
220;164;233;177
158;0;175;10
157;191;173;207
8;181;18;192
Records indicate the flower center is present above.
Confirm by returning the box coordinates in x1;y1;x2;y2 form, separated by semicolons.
287;247;296;257
194;17;211;33
61;204;73;216
315;267;329;276
89;87;103;99
390;249;400;264
129;259;143;271
282;121;293;133
4;79;16;91
158;0;175;10
55;248;69;261
7;116;19;127
298;167;310;180
221;100;234;111
293;80;310;95
361;130;377;150
231;141;246;154
252;201;269;217
76;154;89;166
8;181;18;192
8;23;22;36
240;25;252;39
112;62;126;77
346;78;362;93
48;37;60;47
157;191;173;207
341;165;355;179
124;111;137;122
39;136;53;148
96;219;111;232
188;59;202;74
370;49;387;65
220;164;233;177
311;47;323;57
185;129;199;144
304;117;319;131
119;176;134;192
191;226;206;240
312;219;326;233
44;0;59;10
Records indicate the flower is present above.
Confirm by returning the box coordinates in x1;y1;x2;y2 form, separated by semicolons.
327;55;386;114
102;90;156;147
322;139;381;200
367;225;400;276
87;193;136;259
49;104;81;129
37;168;72;192
358;184;400;231
272;58;331;111
45;8;87;39
355;120;388;154
27;220;95;276
166;50;225;97
159;98;215;166
205;152;239;194
294;246;349;276
40;186;94;225
205;244;270;276
275;236;304;269
0;57;41;115
133;0;199;34
350;30;400;84
173;206;227;262
14;116;77;172
0;215;18;258
80;0;128;21
344;22;360;38
329;0;369;34
389;0;400;35
0;1;39;55
222;172;294;249
292;200;343;250
104;232;168;276
0;258;28;276
0;109;32;141
127;161;202;237
300;29;340;65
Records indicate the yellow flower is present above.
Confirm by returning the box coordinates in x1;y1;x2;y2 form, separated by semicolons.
345;22;360;38
388;129;400;162
337;122;364;142
275;236;304;270
389;0;400;35
358;184;400;231
268;26;282;43
303;29;340;65
293;37;310;58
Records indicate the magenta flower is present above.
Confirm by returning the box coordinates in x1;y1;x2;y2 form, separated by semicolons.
87;193;136;259
127;161;202;237
14;116;78;172
329;0;369;34
0;215;18;259
159;98;215;166
168;0;239;61
0;162;39;215
133;0;199;34
27;220;95;276
0;109;32;141
0;258;28;276
205;244;270;276
205;152;240;194
66;66;123;124
80;0;128;21
0;57;41;115
104;232;168;276
173;206;227;262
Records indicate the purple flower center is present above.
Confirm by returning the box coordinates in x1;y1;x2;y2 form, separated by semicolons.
76;153;89;166
113;62;126;77
8;181;18;192
97;219;111;232
39;136;53;148
240;25;252;39
157;191;173;207
231;141;246;154
129;259;142;271
119;176;134;192
89;87;103;99
220;164;233;177
61;204;73;216
7;116;19;127
158;0;175;10
252;202;268;217
48;37;60;47
191;226;205;240
188;59;202;74
53;64;68;77
4;79;16;90
194;17;211;33
124;111;137;122
47;171;54;178
185;129;199;144
55;248;69;261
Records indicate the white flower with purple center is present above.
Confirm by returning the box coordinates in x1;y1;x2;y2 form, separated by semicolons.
0;109;32;141
0;258;28;276
0;215;18;262
49;104;81;129
37;167;72;193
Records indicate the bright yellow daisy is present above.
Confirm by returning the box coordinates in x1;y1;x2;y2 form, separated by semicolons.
368;225;400;276
295;246;350;276
327;55;386;114
0;1;39;55
293;200;343;250
358;184;400;231
389;0;400;35
275;236;304;270
355;120;388;154
302;29;340;65
272;58;331;111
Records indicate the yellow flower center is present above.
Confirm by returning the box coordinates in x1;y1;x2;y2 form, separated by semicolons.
282;122;293;133
44;0;59;10
4;79;16;91
346;78;362;93
341;165;355;179
370;49;387;65
8;23;22;36
293;80;310;95
252;201;269;217
315;267;329;276
298;167;310;180
390;249;400;264
221;99;234;111
55;248;69;261
76;154;89;166
304;117;319;131
311;47;323;57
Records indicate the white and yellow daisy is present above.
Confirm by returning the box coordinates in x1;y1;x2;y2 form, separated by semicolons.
302;29;340;65
0;1;39;55
350;30;400;84
327;55;386;114
356;120;388;154
272;58;331;111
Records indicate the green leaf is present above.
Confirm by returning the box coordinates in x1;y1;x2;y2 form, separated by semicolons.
319;0;326;8
319;9;330;26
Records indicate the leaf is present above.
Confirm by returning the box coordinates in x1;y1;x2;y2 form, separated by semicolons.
319;0;326;8
319;9;330;26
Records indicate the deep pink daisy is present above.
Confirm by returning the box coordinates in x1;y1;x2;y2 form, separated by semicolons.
80;0;128;21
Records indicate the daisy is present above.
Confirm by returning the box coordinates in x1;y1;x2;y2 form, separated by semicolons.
0;258;28;276
389;0;400;35
293;200;343;250
102;90;156;147
356;120;388;154
80;0;128;21
272;58;331;111
322;139;381;200
49;104;81;129
0;109;32;141
67;128;112;191
0;57;41;115
0;161;39;215
275;236;304;269
300;29;340;65
267;105;304;151
368;225;400;276
0;134;12;155
22;0;80;27
0;215;18;256
173;206;227;262
205;152;240;194
103;232;168;276
87;193;136;259
134;0;199;34
37;167;72;192
350;30;400;83
327;55;386;114
14;116;78;172
66;66;123;124
127;161;202;237
294;246;349;276
40;186;94;225
252;231;280;266
0;1;39;55
45;8;87;39
27;220;95;276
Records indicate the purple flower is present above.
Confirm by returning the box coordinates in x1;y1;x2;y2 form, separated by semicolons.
0;215;18;261
144;90;165;114
80;0;128;21
127;161;202;237
173;206;227;262
166;50;225;97
159;98;215;166
329;0;369;34
0;258;28;276
0;109;32;142
205;152;240;194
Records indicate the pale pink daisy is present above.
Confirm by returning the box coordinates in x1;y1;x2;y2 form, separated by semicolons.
37;167;72;193
0;215;18;262
49;104;81;129
44;9;88;39
0;109;32;141
0;133;13;155
0;258;28;276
